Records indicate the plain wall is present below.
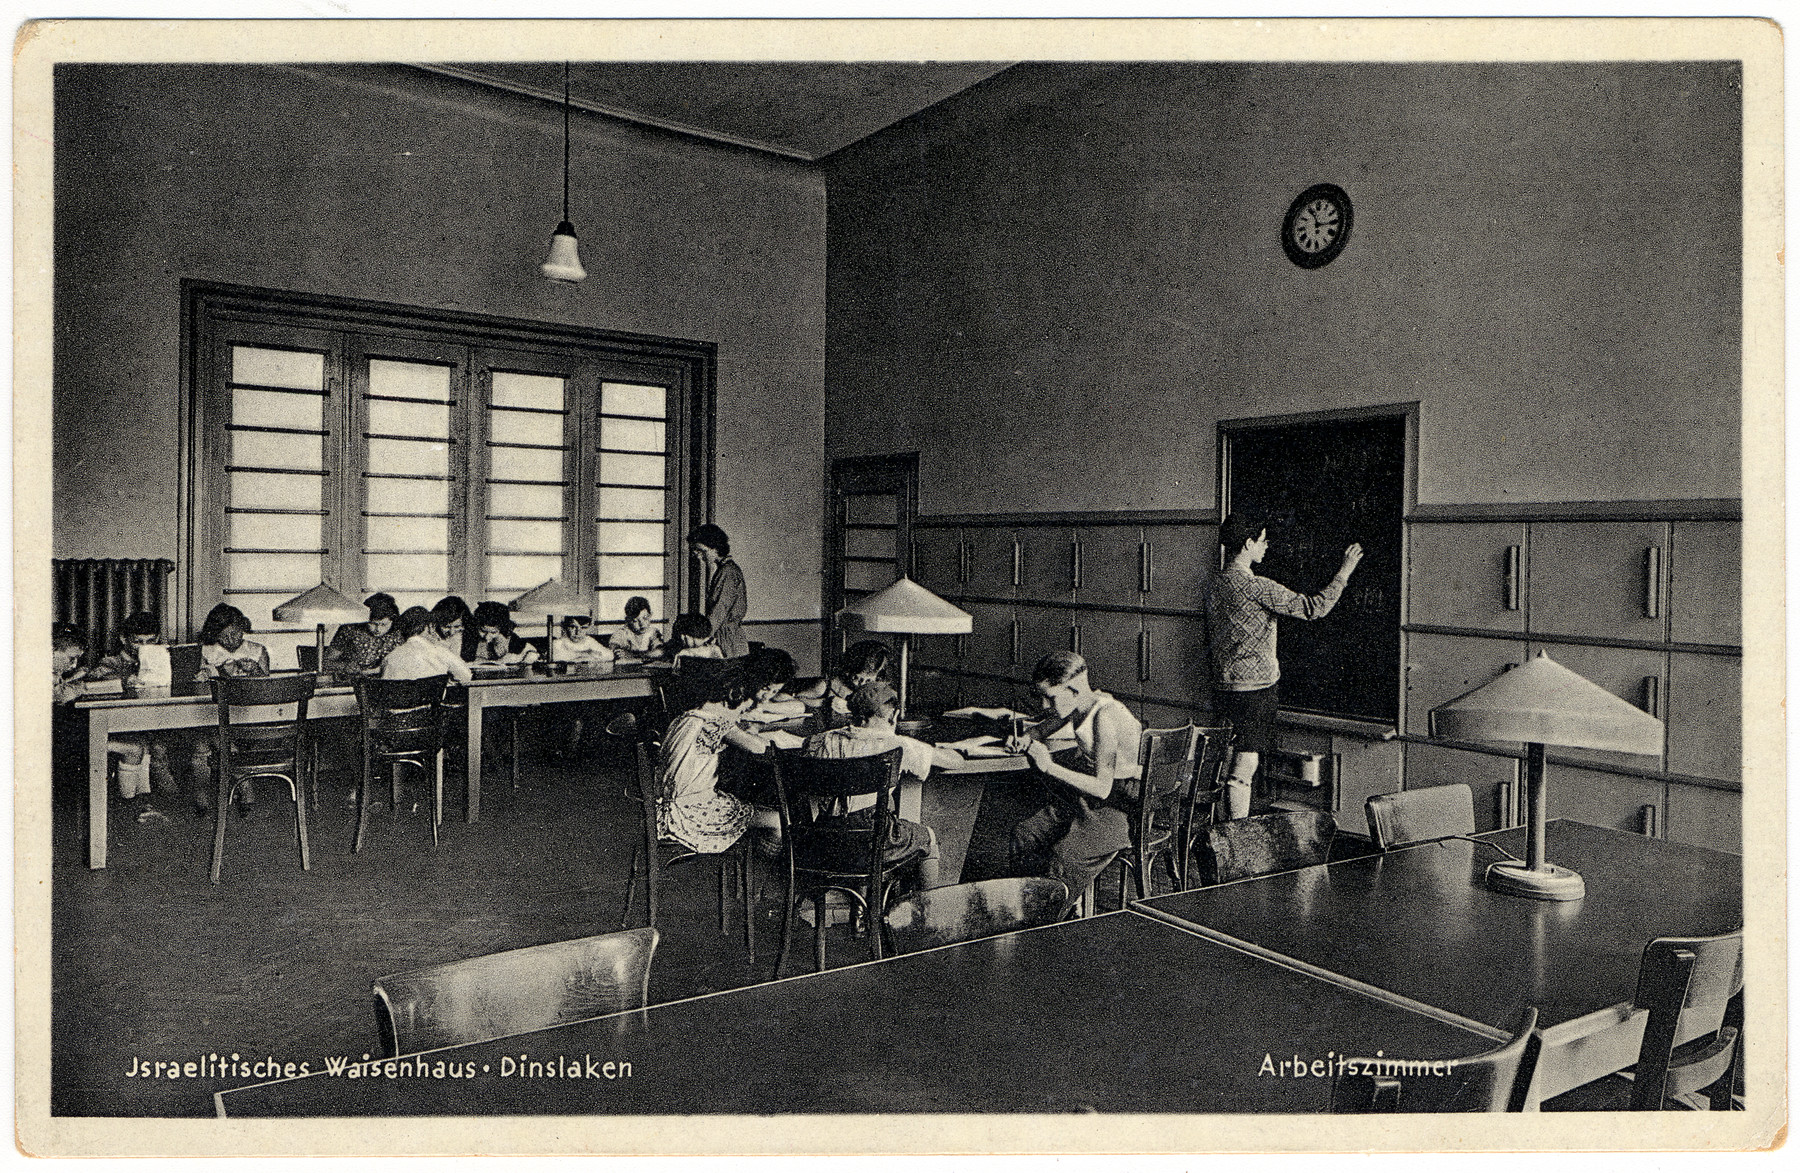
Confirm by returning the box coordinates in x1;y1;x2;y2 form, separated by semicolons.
53;63;826;623
823;62;1742;515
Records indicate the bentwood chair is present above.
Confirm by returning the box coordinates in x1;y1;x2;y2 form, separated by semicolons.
771;747;926;976
1191;810;1337;887
1175;724;1236;887
1547;930;1745;1111
1087;724;1200;914
884;878;1069;954
1332;1008;1541;1113
607;711;756;965
372;927;659;1057
1365;783;1477;851
352;675;450;852
207;673;317;884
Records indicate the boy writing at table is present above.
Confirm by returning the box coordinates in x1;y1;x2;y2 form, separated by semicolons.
1005;650;1142;915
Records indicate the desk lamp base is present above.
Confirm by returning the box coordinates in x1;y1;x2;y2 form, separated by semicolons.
1486;860;1585;902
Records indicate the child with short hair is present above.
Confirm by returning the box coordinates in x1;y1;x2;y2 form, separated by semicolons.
669;613;725;666
789;639;892;730
609;596;666;657
470;601;541;665
551;614;614;664
195;603;271;680
86;612;181;809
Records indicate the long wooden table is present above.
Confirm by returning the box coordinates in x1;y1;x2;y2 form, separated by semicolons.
215;910;1493;1117
74;663;668;869
1134;820;1743;1104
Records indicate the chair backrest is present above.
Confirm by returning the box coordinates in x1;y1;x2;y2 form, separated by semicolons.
1630;930;1744;1108
770;747;905;882
1332;1007;1540;1113
1181;724;1236;836
884;878;1069;953
1137;724;1201;803
1193;810;1337;886
296;644;319;672
1365;783;1477;850
210;672;316;745
354;675;449;743
372;927;659;1057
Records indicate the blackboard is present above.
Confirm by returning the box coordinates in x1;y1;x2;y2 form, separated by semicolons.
1222;414;1406;724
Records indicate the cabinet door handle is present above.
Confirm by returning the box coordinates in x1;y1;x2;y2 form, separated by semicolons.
1009;620;1019;665
1645;546;1663;618
1641;675;1660;718
1137;630;1151;682
1071;539;1083;590
1639;804;1660;838
1139;542;1152;594
1504;545;1521;611
958;540;970;585
1011;540;1022;589
1069;624;1081;654
954;633;968;660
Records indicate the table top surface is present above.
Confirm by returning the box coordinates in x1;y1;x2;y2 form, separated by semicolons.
75;661;672;709
216;910;1489;1117
1137;820;1743;1035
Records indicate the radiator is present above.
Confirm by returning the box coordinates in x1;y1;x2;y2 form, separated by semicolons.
52;558;176;657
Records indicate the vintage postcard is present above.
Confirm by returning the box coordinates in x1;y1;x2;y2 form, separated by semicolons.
13;14;1784;1158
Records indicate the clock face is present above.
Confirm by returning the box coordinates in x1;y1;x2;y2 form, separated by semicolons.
1282;184;1353;269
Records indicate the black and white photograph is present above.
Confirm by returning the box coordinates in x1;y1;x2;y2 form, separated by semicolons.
13;13;1784;1157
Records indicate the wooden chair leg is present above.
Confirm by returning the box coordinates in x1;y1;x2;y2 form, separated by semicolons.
354;742;373;854
209;776;231;884
510;712;520;792
740;845;755;965
620;843;643;930
433;750;445;845
717;859;729;933
773;868;796;982
293;771;311;872
813;895;828;973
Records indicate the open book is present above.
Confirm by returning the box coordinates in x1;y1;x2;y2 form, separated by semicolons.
937;734;1016;759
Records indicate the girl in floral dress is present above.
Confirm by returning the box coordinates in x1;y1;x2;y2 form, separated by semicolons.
656;663;786;852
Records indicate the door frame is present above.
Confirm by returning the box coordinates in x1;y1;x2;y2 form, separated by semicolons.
823;452;919;670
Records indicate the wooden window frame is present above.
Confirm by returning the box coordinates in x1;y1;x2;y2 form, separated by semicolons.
179;280;715;642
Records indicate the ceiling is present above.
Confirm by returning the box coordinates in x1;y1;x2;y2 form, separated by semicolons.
422;61;1014;161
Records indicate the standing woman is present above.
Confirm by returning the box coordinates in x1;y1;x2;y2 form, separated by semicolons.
687;524;749;660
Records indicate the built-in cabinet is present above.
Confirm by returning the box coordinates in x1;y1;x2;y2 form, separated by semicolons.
910;506;1740;854
1403;510;1740;855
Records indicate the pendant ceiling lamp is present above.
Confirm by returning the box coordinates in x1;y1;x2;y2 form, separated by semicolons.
540;61;586;283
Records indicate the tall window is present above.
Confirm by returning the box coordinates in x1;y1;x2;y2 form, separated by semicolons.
184;284;711;663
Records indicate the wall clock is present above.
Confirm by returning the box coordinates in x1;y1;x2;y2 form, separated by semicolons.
1281;183;1353;269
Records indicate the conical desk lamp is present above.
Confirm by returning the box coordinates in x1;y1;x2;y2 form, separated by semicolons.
1431;651;1664;901
271;582;368;673
509;578;587;664
835;577;972;725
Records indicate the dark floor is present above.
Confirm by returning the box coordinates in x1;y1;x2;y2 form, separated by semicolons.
48;712;1135;1118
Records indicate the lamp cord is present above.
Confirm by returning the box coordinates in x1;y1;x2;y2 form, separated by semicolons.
561;61;571;223
1447;834;1523;863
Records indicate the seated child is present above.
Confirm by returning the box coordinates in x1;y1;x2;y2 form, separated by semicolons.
609;595;667;657
323;592;404;675
382;604;473;683
788;640;892;731
190;603;273;809
802;681;954;890
86;612;180;805
195;603;271;680
549;614;615;760
551;614;614;664
470;601;541;666
669;613;725;666
52;625;89;705
656;665;782;853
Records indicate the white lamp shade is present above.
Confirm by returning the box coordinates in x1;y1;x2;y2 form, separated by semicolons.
1431;651;1664;755
509;578;586;622
541;222;586;282
835;576;972;635
271;582;369;625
